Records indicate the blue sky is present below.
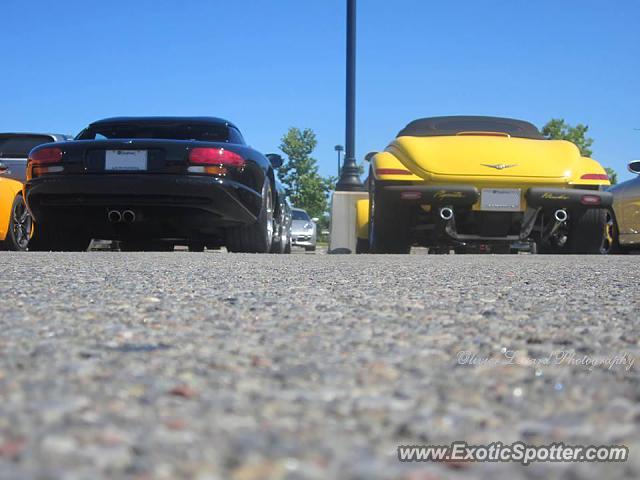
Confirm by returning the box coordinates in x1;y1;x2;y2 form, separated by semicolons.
3;0;639;181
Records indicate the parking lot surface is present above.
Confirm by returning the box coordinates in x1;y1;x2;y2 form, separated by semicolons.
0;252;639;479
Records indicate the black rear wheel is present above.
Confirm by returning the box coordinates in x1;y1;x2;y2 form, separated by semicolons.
356;237;369;254
368;174;411;254
0;194;32;252
226;179;275;253
567;208;609;254
269;206;289;254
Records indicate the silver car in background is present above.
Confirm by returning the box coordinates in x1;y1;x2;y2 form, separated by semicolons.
0;133;73;182
291;208;317;251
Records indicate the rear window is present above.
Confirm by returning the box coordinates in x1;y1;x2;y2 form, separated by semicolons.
77;124;230;142
292;210;310;221
0;135;53;158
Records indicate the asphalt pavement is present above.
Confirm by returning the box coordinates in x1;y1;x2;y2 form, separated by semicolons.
0;252;639;480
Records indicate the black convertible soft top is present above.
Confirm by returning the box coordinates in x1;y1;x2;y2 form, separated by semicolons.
398;116;544;140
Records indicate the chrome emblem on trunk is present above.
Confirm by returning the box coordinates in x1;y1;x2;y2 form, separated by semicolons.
481;163;518;170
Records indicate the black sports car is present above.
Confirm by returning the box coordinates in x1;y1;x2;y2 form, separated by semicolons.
25;117;292;252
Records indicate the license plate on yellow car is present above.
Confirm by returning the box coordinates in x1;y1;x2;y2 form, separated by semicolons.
481;188;521;211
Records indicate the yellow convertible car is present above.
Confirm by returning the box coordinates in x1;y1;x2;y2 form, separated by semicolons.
357;116;613;254
0;162;32;251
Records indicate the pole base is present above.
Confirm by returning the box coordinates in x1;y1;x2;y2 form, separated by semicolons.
329;190;369;254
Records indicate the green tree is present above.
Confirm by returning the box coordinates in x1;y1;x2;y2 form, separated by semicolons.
278;127;334;219
605;167;618;185
542;118;617;184
541;118;593;156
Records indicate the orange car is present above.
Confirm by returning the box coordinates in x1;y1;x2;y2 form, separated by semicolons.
0;162;31;251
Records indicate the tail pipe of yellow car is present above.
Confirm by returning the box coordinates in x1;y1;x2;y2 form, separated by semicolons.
439;204;567;221
439;207;454;221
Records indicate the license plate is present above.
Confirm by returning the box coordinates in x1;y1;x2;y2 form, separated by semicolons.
481;188;521;211
105;150;148;171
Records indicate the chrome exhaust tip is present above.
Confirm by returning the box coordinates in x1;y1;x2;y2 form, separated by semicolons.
122;210;136;224
554;209;568;223
108;210;122;223
439;207;454;221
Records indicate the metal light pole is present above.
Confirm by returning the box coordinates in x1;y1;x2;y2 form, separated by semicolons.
328;0;368;253
334;144;344;175
335;0;365;192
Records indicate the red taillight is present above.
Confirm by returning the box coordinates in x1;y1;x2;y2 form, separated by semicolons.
580;173;609;181
30;147;63;165
375;168;412;176
581;194;602;206
189;148;245;167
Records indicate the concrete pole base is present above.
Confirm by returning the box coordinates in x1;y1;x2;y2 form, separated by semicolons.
329;190;369;254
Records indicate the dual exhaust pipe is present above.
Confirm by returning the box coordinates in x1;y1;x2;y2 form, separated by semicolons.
108;210;136;224
438;207;568;223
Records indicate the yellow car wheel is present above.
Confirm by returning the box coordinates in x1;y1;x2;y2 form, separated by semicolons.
604;210;626;254
0;194;32;252
602;210;614;253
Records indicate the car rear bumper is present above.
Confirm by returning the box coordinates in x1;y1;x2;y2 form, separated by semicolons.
382;184;613;245
25;174;261;226
526;188;613;208
291;233;316;247
382;184;613;209
383;184;480;205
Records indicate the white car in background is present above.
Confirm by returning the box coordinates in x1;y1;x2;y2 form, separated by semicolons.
291;208;317;251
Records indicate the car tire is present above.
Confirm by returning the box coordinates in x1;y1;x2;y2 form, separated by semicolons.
269;207;289;254
356;238;369;254
29;222;91;252
368;174;411;254
305;246;316;252
0;194;32;252
567;208;609;254
604;210;627;254
226;179;275;253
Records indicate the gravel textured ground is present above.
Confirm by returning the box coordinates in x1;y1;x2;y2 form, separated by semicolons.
0;252;639;480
